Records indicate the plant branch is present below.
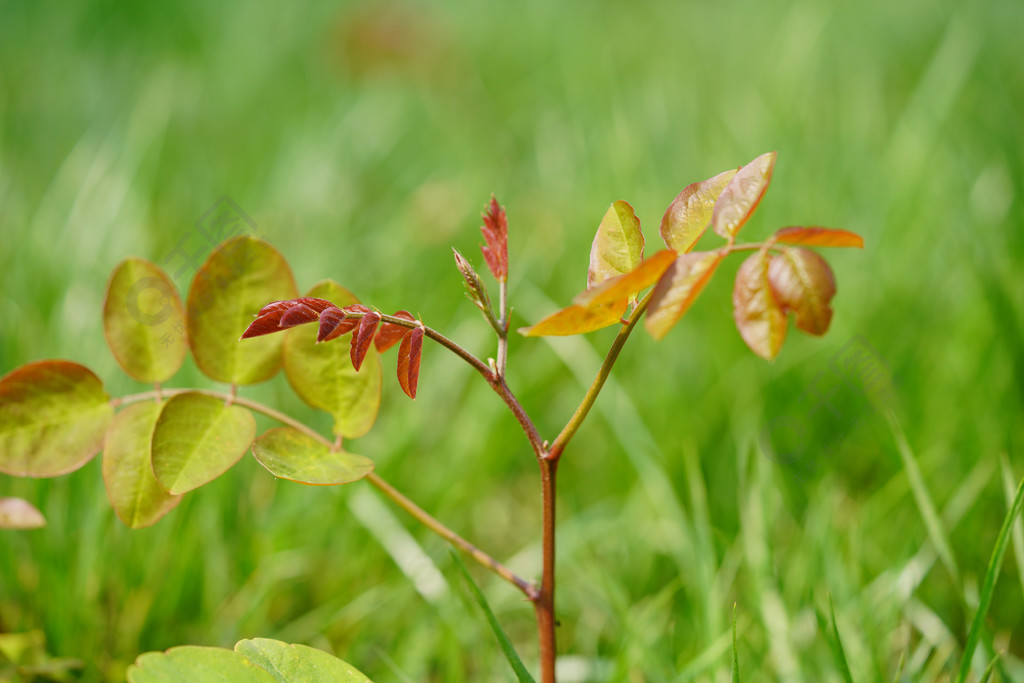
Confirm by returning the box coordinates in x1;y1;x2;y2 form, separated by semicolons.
546;292;651;462
113;387;537;599
534;457;558;683
496;279;509;380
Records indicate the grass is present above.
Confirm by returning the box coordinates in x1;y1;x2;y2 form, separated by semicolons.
1;0;1023;680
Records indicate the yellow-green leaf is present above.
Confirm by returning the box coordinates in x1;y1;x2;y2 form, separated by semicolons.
768;247;837;335
518;299;628;337
282;281;381;438
187;236;298;385
588;200;645;289
645;251;724;341
253;428;374;486
574;249;676;307
128;646;277;683
712;152;777;241
103;402;182;529
0;361;113;477
660;168;738;252
0;497;47;529
151;392;256;495
732;249;787;360
235;638;373;682
103;258;188;383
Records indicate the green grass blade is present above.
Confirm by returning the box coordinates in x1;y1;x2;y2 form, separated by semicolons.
954;473;1024;683
890;651;905;682
450;552;536;683
978;652;1002;683
999;454;1024;601
827;595;854;683
731;603;740;683
886;411;960;583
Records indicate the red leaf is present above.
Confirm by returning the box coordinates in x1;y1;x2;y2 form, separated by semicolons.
375;310;416;352
732;249;787;360
258;297;335;316
767;247;837;335
712;152;777;241
350;311;381;371
397;326;424;399
317;307;359;342
279;303;320;328
773;226;864;248
480;196;509;282
644;251;724;340
243;297;339;339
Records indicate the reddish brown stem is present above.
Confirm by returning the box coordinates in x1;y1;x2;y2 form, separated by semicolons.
534;457;558;682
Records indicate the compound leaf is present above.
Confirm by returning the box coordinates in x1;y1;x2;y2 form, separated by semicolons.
151;392;256;495
282;281;381;438
733;249;787;360
103;402;181;528
645;251;724;340
0;360;113;477
712;152;776;240
188;236;298;385
251;427;373;486
660;168;738;252
588;200;645;290
103;258;188;383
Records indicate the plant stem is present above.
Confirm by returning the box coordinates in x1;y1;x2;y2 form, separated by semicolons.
547;292;651;461
496;279;509;379
112;388;536;598
534;456;558;683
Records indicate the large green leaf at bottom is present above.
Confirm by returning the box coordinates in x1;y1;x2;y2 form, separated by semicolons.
103;402;182;528
127;646;277;683
283;280;380;438
251;427;373;485
187;236;298;385
235;638;372;682
0;360;113;477
151;392;256;495
103;258;188;383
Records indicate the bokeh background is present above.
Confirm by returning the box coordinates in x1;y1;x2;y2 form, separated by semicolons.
2;0;1022;680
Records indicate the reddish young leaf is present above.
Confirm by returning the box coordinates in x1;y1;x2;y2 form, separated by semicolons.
712;151;777;241
768;247;837;335
660;168;739;252
480;196;509;282
773;226;865;248
518;299;628;337
397;326;425;399
317;307;358;342
574;249;677;307
350;311;381;371
732;249;787;360
257;297;335;317
279;303;320;329
644;251;724;340
374;310;416;352
588;200;645;291
243;298;366;340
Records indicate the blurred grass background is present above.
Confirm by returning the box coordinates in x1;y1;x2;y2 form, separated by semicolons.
1;0;1022;680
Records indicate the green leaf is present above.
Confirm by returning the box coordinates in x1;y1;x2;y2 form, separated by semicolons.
0;497;46;529
731;604;740;683
661;168;738;252
251;427;373;486
574;249;677;307
767;247;837;336
187;236;298;385
712;152;777;241
127;646;277;683
102;402;182;528
450;552;536;683
827;595;854;683
151;392;256;495
644;251;724;341
732;249;787;360
282;281;381;438
588;200;645;290
235;638;372;682
0;360;113;477
518;299;628;337
103;258;188;383
955;472;1024;683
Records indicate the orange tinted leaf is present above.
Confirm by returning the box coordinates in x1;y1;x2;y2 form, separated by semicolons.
732;249;787;360
768;247;837;335
519;299;628;337
588;200;645;290
480;196;509;282
397;326;424;399
712;152;777;240
574;249;676;307
660;168;738;252
773;226;864;248
644;251;724;340
350;311;381;371
374;311;416;352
